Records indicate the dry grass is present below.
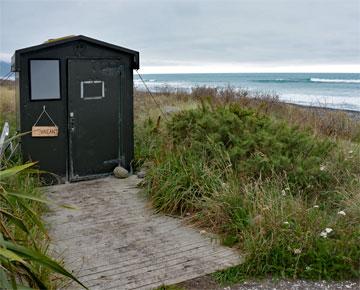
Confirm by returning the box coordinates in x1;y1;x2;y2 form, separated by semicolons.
0;82;16;124
135;86;360;142
134;89;197;122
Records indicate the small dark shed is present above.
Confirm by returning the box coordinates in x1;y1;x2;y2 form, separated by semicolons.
11;35;139;182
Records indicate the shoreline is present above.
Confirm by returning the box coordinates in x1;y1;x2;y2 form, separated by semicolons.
286;102;360;121
1;80;359;122
134;86;360;122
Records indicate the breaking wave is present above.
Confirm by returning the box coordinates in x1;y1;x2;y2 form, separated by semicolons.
252;79;305;83
310;78;360;84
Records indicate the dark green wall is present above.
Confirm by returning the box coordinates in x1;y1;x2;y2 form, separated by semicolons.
17;40;134;181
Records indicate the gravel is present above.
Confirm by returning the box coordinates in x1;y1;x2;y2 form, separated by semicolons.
177;276;359;290
224;279;359;290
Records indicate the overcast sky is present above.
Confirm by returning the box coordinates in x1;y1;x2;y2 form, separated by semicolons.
0;0;359;73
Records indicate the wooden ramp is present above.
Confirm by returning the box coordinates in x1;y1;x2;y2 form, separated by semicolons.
45;176;243;290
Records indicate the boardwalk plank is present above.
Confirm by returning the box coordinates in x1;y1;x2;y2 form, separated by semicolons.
45;176;243;289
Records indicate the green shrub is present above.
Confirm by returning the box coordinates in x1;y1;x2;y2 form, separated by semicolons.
167;103;334;193
137;103;360;281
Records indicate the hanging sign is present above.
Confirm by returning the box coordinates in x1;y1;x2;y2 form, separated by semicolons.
32;106;59;137
32;126;58;137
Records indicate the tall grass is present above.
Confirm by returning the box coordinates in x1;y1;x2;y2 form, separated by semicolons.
0;82;16;129
136;100;360;281
1;84;85;289
0;162;87;289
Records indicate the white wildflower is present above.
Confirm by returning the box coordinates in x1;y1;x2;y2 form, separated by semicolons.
281;189;286;196
320;228;333;238
283;221;289;225
293;248;302;254
313;205;319;208
325;228;333;234
348;150;353;154
320;165;326;171
337;210;346;216
320;231;328;238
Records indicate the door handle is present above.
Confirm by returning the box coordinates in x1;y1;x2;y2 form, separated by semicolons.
69;112;75;132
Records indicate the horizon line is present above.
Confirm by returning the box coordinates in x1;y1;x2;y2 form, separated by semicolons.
137;64;360;74
138;71;360;75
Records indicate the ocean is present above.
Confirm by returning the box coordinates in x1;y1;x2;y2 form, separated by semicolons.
134;73;360;112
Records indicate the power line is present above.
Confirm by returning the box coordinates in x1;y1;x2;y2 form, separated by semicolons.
0;71;12;79
135;69;168;121
0;71;15;85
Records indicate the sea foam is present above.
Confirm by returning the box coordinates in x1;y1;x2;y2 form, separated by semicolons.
310;78;360;84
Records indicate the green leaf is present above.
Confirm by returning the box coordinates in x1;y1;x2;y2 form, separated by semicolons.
5;192;79;210
0;268;12;290
2;131;31;146
58;203;79;210
5;192;49;204
0;240;88;289
0;162;37;180
14;285;37;290
0;247;26;264
17;264;47;289
16;200;47;234
0;209;30;234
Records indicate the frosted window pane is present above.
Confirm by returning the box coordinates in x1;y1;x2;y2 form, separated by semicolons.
30;60;60;100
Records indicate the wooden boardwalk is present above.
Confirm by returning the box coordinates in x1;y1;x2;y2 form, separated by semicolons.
45;176;243;290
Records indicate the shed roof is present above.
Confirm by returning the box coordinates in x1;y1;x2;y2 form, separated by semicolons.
12;35;139;71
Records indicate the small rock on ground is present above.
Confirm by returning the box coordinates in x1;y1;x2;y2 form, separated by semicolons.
113;166;129;178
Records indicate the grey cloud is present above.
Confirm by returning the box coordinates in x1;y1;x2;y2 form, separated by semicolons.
0;0;359;67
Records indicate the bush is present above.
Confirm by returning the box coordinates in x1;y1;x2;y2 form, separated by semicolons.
138;103;360;281
167;103;334;193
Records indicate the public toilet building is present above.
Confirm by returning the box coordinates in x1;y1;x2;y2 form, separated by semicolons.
11;35;139;182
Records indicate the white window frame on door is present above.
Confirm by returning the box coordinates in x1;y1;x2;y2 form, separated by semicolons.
80;80;105;100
